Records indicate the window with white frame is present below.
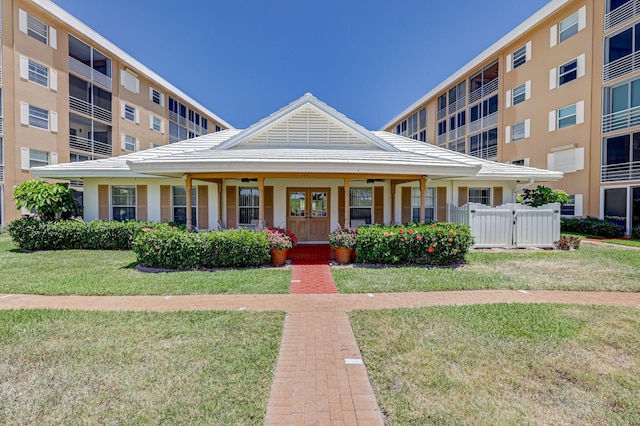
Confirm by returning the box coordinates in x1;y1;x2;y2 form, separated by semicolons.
151;116;163;133
469;188;491;205
559;11;579;42
123;104;136;122
512;45;527;69
122;134;136;152
511;121;526;141
29;149;49;168
150;87;164;106
350;188;373;225
172;186;196;227
558;104;577;129
558;59;578;86
28;60;48;87
111;186;136;221
512;83;527;105
448;138;466;153
29;105;49;129
27;14;48;44
411;187;436;222
238;188;259;224
561;195;576;216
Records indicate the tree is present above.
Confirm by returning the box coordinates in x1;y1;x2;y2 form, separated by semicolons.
517;185;570;207
13;179;82;221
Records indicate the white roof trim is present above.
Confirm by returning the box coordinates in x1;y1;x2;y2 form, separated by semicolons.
381;0;572;130
29;0;233;129
216;93;398;152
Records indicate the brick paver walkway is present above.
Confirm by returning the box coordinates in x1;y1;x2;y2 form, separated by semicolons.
290;264;338;294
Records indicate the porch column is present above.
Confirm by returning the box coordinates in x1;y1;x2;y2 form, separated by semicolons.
217;180;223;222
419;176;427;223
185;174;193;230
344;178;350;229
390;182;397;225
258;177;265;231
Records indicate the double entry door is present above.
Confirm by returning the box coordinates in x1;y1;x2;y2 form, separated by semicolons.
287;188;330;242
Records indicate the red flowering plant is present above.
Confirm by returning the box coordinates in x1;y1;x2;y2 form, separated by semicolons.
265;227;297;250
328;228;358;249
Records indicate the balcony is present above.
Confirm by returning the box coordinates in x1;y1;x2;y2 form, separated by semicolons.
437;107;447;120
468;78;499;104
468;112;498;133
0;165;4;182
602;105;640;133
448;96;466;114
68;56;112;89
69;135;112;157
469;144;498;160
448;126;466;142
601;161;640;182
419;118;426;130
436;133;447;145
169;111;187;127
605;0;640;32
603;50;640;83
0;117;4;134
69;97;112;123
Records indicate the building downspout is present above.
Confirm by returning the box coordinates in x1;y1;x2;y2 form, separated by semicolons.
514;178;536;198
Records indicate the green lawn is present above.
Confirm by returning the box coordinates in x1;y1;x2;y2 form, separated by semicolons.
351;304;640;425
0;235;290;295
0;309;284;425
599;239;640;248
334;243;640;293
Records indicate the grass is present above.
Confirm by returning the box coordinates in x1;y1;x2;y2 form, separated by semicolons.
0;234;290;295
0;309;284;425
334;243;640;293
600;239;640;248
350;304;640;425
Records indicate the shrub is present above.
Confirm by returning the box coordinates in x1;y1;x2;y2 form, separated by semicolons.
13;179;82;221
632;226;640;241
354;223;474;266
556;235;581;250
518;185;570;207
7;218;179;251
561;217;625;238
132;228;270;270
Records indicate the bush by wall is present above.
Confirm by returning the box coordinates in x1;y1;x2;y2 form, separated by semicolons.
632;226;640;240
7;218;180;251
132;228;270;270
561;217;625;238
354;223;474;266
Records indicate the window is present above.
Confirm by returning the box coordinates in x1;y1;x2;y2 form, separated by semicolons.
469;188;491;205
561;195;576;216
603;132;640;167
511;159;526;166
122;134;136;151
70;152;93;162
202;118;208;131
350;188;372;225
172;186;196;227
604;78;640;133
512;83;527;105
558;59;578;86
28;60;48;87
151;116;162;132
395;120;407;136
29;149;49;168
559;11;579;42
411;187;436;222
29;105;49;129
558;104;577;129
27;14;48;45
150;88;164;106
123;104;136;122
437;120;446;136
448;138;466;153
604;188;627;229
512;122;526;141
215;125;222;132
111;186;136;221
239;188;259;224
469;128;498;159
68;35;112;79
469;94;499;122
513;45;527;69
608;0;633;13
419;130;426;142
418;107;426;129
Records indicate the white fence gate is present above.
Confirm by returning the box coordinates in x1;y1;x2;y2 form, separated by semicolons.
448;203;561;248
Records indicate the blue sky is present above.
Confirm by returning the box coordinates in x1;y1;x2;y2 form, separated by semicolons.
55;0;550;129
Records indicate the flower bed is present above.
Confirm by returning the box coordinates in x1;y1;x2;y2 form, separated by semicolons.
354;223;474;266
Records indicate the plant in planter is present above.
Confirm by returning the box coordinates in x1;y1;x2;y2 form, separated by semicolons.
264;228;297;266
328;228;357;264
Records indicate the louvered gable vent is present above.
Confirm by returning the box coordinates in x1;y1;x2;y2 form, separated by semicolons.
234;105;372;149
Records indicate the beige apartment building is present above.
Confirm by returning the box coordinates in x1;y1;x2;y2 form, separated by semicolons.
384;0;640;234
0;0;231;225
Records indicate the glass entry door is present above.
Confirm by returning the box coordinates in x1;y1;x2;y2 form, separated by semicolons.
287;188;330;241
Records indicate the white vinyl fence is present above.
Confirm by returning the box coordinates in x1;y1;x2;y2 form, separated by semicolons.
448;203;561;248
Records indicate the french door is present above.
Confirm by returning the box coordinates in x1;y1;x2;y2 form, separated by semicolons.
287;188;330;242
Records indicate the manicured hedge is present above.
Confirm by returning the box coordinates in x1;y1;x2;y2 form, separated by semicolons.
632;226;640;241
7;218;179;251
132;228;270;270
561;217;625;238
354;223;474;266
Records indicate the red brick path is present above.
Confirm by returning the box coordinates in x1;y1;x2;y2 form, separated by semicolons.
289;244;338;294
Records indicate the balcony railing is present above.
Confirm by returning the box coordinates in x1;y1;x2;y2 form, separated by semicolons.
169;111;187;127
448;96;466;114
70;135;112;157
419;118;426;130
0;165;4;182
468;112;498;133
0;117;4;134
68;56;112;89
70;96;113;123
603;50;640;83
601;160;640;182
436;134;447;146
602;105;640;133
605;0;640;32
468;78;499;104
469;144;498;160
448;126;466;142
437;107;447;120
